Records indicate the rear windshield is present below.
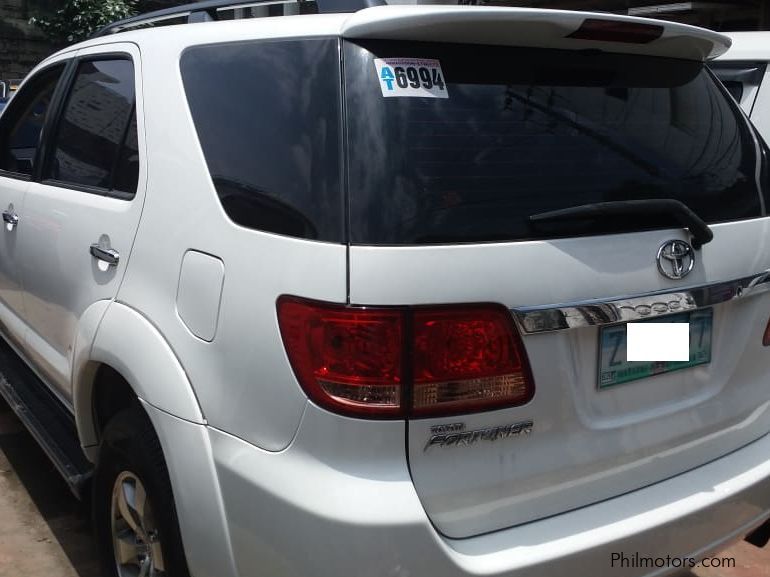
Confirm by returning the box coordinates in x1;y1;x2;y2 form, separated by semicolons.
345;41;767;245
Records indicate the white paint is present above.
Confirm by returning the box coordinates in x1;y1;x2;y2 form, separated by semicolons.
341;5;731;61
176;250;225;342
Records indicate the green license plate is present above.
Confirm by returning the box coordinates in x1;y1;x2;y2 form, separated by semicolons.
598;308;713;389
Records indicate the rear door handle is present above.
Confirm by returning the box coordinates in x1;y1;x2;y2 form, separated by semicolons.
90;244;119;266
2;210;19;229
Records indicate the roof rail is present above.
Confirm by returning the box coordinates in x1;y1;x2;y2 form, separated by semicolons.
91;0;384;38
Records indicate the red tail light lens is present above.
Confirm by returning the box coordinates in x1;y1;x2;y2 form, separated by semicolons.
277;297;403;417
412;305;533;416
277;297;534;419
567;19;664;44
763;317;770;347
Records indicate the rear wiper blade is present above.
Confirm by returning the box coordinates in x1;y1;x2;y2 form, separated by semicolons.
529;199;713;249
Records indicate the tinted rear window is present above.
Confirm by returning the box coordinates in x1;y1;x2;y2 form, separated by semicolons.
345;41;766;245
181;38;343;242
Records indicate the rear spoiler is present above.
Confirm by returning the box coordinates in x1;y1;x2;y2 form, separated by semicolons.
342;6;731;61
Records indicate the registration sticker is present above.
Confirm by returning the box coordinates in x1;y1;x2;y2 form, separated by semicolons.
374;58;448;99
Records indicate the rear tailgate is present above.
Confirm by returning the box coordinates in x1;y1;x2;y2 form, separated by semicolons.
350;231;770;538
342;10;770;539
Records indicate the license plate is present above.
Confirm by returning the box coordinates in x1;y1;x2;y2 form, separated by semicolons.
598;308;713;389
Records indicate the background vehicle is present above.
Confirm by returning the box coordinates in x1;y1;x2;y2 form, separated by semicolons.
0;81;10;115
0;79;22;100
0;78;22;115
712;32;770;140
1;2;770;577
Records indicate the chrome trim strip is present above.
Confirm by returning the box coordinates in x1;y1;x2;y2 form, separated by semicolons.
512;270;770;334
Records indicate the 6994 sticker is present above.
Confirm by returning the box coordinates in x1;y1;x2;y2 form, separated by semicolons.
374;58;448;99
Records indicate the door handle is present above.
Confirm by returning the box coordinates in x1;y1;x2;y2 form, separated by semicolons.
2;210;19;229
90;244;120;266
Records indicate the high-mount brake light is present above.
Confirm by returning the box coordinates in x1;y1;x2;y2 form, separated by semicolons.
277;297;535;419
567;18;664;44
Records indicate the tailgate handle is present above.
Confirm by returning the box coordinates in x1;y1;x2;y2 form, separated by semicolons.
513;270;770;334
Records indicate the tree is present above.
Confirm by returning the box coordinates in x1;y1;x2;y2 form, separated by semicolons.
30;0;138;44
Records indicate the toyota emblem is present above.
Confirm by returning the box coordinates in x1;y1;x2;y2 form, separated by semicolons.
656;240;695;280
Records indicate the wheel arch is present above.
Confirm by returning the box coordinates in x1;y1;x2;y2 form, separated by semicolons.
73;301;204;460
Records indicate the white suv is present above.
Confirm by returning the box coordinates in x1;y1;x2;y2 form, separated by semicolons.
1;2;770;577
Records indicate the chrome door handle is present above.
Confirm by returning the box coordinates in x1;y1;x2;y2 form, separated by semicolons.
90;244;120;266
2;210;19;228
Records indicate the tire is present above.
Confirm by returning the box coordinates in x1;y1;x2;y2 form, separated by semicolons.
93;404;191;577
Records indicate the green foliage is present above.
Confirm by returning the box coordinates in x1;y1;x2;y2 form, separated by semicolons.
30;0;138;44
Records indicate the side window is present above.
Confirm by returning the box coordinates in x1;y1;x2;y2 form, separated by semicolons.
46;58;138;197
0;65;65;178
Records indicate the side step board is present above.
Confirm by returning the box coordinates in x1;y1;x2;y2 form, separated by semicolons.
0;337;93;497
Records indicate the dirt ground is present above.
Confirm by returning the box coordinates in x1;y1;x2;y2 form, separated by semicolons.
0;401;99;577
0;397;767;577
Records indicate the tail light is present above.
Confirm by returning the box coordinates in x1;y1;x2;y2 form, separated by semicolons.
763;317;770;347
412;306;532;416
277;297;534;419
276;298;403;417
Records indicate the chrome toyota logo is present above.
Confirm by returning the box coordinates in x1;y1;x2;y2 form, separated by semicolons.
656;240;695;280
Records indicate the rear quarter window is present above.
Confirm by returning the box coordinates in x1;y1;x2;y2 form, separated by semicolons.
181;38;343;242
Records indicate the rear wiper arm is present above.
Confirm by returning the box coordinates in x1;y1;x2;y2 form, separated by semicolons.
529;199;713;250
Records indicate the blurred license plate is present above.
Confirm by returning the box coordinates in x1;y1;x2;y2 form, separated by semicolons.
598;308;713;389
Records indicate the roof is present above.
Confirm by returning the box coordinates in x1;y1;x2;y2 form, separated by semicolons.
54;5;732;62
717;31;770;61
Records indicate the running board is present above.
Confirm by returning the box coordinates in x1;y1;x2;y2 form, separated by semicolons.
0;337;93;498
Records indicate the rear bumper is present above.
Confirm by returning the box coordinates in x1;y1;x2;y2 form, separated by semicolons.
440;433;770;577
150;401;770;577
